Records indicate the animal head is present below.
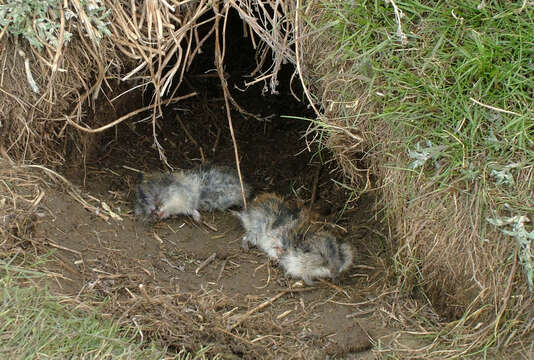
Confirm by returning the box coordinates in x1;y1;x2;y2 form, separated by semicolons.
135;183;163;221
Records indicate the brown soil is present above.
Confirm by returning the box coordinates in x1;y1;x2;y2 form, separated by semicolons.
23;89;404;358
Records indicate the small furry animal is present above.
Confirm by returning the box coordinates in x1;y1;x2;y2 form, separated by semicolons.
233;192;353;284
232;193;302;260
135;164;251;222
278;223;353;285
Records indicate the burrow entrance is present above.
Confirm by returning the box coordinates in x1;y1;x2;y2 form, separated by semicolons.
35;9;396;359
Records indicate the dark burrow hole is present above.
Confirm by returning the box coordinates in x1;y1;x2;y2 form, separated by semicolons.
64;8;367;224
39;9;392;358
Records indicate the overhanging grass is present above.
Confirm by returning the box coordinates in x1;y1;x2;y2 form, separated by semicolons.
304;0;534;356
322;0;533;178
318;0;534;276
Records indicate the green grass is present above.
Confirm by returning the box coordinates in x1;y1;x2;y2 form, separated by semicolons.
0;261;166;360
317;0;534;280
0;257;220;359
307;1;534;355
321;0;533;176
0;0;110;50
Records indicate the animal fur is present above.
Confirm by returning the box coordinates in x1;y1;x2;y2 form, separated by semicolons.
279;225;353;285
232;193;302;260
135;164;250;222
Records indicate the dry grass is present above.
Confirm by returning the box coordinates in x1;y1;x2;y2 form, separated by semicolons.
0;0;214;168
3;0;533;358
0;160;381;359
0;0;302;169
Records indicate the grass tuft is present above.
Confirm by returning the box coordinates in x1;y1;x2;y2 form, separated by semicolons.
0;263;165;359
319;0;534;291
301;0;534;357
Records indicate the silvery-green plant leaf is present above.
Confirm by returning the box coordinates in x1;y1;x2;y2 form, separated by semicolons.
408;140;446;169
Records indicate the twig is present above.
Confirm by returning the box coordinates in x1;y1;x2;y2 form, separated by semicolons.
138;284;154;304
53;253;80;275
213;3;248;209
161;257;185;272
195;252;217;274
228;290;290;330
66;92;197;133
67;190;109;221
46;241;82;256
346;309;376;318
96;274;126;280
493;249;518;335
153;232;163;244
17;48;39;93
328;290;398;306
216;327;256;346
51;3;66;76
176;113;204;161
212;126;222;153
319;279;350;299
227;286;316;330
356;320;375;345
294;0;321;119
309;164;321;208
122;165;142;173
216;259;227;283
202;220;218;231
0;23;8;42
277;310;293;320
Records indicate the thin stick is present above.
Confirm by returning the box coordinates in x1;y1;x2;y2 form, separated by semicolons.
53;253;80;275
319;279;350;298
493;249;517;334
46;0;66;107
216;259;228;283
138;284;154;304
276;310;293;320
356;319;375;346
309;164;321;208
213;3;248;209
227;287;319;330
195;252;217;274
228;290;290;330
176;113;204;158
217;327;256;346
202;220;218;232
328;290;398;306
161;257;184;272
46;242;82;256
346;309;376;318
294;0;321;118
212;126;222;153
66;92;197;133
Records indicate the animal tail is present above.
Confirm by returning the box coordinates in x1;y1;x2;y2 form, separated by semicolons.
339;243;354;273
